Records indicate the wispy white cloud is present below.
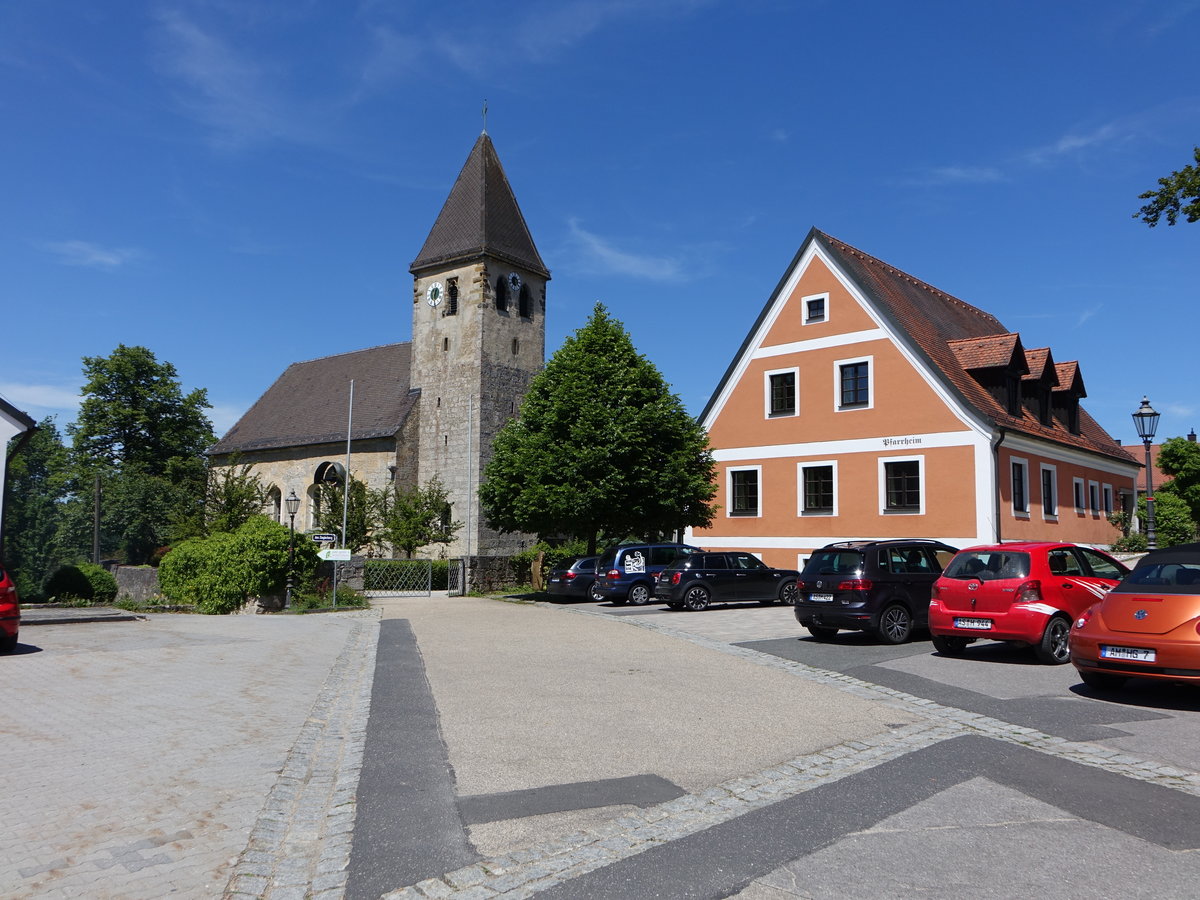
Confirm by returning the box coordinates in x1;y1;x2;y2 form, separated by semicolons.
40;240;141;269
566;218;686;282
1162;402;1198;418
1076;303;1103;327
152;9;321;150
0;382;81;413
1024;122;1130;165
901;165;1005;187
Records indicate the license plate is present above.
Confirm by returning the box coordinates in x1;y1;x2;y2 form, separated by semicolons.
549;577;560;583
954;617;992;630
808;593;834;603
1100;645;1156;662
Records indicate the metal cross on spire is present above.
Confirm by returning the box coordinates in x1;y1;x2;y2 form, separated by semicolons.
482;99;488;134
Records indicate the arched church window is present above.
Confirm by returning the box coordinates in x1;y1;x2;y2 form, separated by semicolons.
518;284;532;319
267;485;282;522
495;276;509;312
446;279;458;316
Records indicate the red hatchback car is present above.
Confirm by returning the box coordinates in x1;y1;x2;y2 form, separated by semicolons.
928;542;1129;664
0;564;19;653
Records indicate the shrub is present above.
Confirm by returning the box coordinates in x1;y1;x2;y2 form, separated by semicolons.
158;515;319;614
44;563;118;602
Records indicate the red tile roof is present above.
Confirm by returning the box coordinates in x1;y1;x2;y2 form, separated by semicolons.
948;334;1026;371
1022;348;1058;385
813;230;1135;465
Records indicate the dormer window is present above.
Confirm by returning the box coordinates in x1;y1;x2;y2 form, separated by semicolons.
1006;373;1021;416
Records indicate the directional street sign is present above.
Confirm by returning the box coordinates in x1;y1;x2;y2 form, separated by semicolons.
311;533;338;543
318;548;352;561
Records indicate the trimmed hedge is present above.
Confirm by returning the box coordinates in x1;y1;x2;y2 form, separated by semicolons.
45;563;118;602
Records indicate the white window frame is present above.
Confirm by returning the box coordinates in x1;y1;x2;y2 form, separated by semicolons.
802;291;829;325
1040;464;1058;520
797;460;838;517
834;354;874;412
1088;480;1100;517
1102;483;1113;516
763;366;799;419
878;455;925;516
1073;477;1086;514
1011;456;1030;518
727;465;762;518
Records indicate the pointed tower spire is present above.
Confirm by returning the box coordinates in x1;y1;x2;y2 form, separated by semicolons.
409;133;549;279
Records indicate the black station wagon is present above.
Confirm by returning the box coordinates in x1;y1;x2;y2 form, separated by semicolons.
655;551;799;611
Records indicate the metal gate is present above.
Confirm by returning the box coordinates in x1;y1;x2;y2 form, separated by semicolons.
447;558;466;596
363;559;432;597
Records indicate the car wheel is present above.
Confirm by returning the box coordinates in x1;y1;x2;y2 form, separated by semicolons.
683;586;711;611
628;583;652;605
1035;616;1072;665
588;583;604;602
777;582;798;606
931;634;970;656
807;624;838;641
876;604;913;644
1079;669;1126;691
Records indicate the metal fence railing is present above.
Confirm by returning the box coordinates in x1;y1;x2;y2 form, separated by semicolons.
447;559;466;596
363;559;432;597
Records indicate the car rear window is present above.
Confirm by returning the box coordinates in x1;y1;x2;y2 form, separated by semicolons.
1113;562;1200;593
803;550;864;578
942;551;1030;581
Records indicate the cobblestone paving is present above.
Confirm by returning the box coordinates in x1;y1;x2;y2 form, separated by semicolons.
379;601;1200;899
225;612;379;899
1;610;378;900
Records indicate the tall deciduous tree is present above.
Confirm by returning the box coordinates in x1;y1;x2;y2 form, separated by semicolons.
65;345;215;563
1155;435;1200;525
315;475;373;553
371;477;462;558
4;417;69;598
1134;147;1200;227
479;303;717;554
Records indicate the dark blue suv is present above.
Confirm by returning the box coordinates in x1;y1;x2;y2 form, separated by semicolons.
591;542;702;605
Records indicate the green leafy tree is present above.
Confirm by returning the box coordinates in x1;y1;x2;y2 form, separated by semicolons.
315;474;373;553
1155;436;1200;524
1134;147;1200;227
479;303;717;555
4;417;69;598
64;345;215;563
371;476;462;558
1141;491;1197;548
173;455;268;539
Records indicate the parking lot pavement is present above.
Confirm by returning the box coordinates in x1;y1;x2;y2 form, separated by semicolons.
1;610;378;899
367;596;1200;898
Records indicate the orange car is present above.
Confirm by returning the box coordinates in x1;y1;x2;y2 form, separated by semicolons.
1070;542;1200;690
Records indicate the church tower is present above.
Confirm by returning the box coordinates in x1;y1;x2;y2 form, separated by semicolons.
409;132;549;557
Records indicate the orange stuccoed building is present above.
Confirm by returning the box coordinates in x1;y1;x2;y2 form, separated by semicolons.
689;228;1138;569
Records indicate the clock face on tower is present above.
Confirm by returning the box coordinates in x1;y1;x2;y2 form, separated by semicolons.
426;281;444;307
507;272;522;294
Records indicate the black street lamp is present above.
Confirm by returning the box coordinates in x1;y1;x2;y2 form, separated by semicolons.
1132;397;1160;550
285;490;301;607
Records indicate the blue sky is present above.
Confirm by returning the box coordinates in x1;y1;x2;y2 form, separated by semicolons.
2;0;1197;449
